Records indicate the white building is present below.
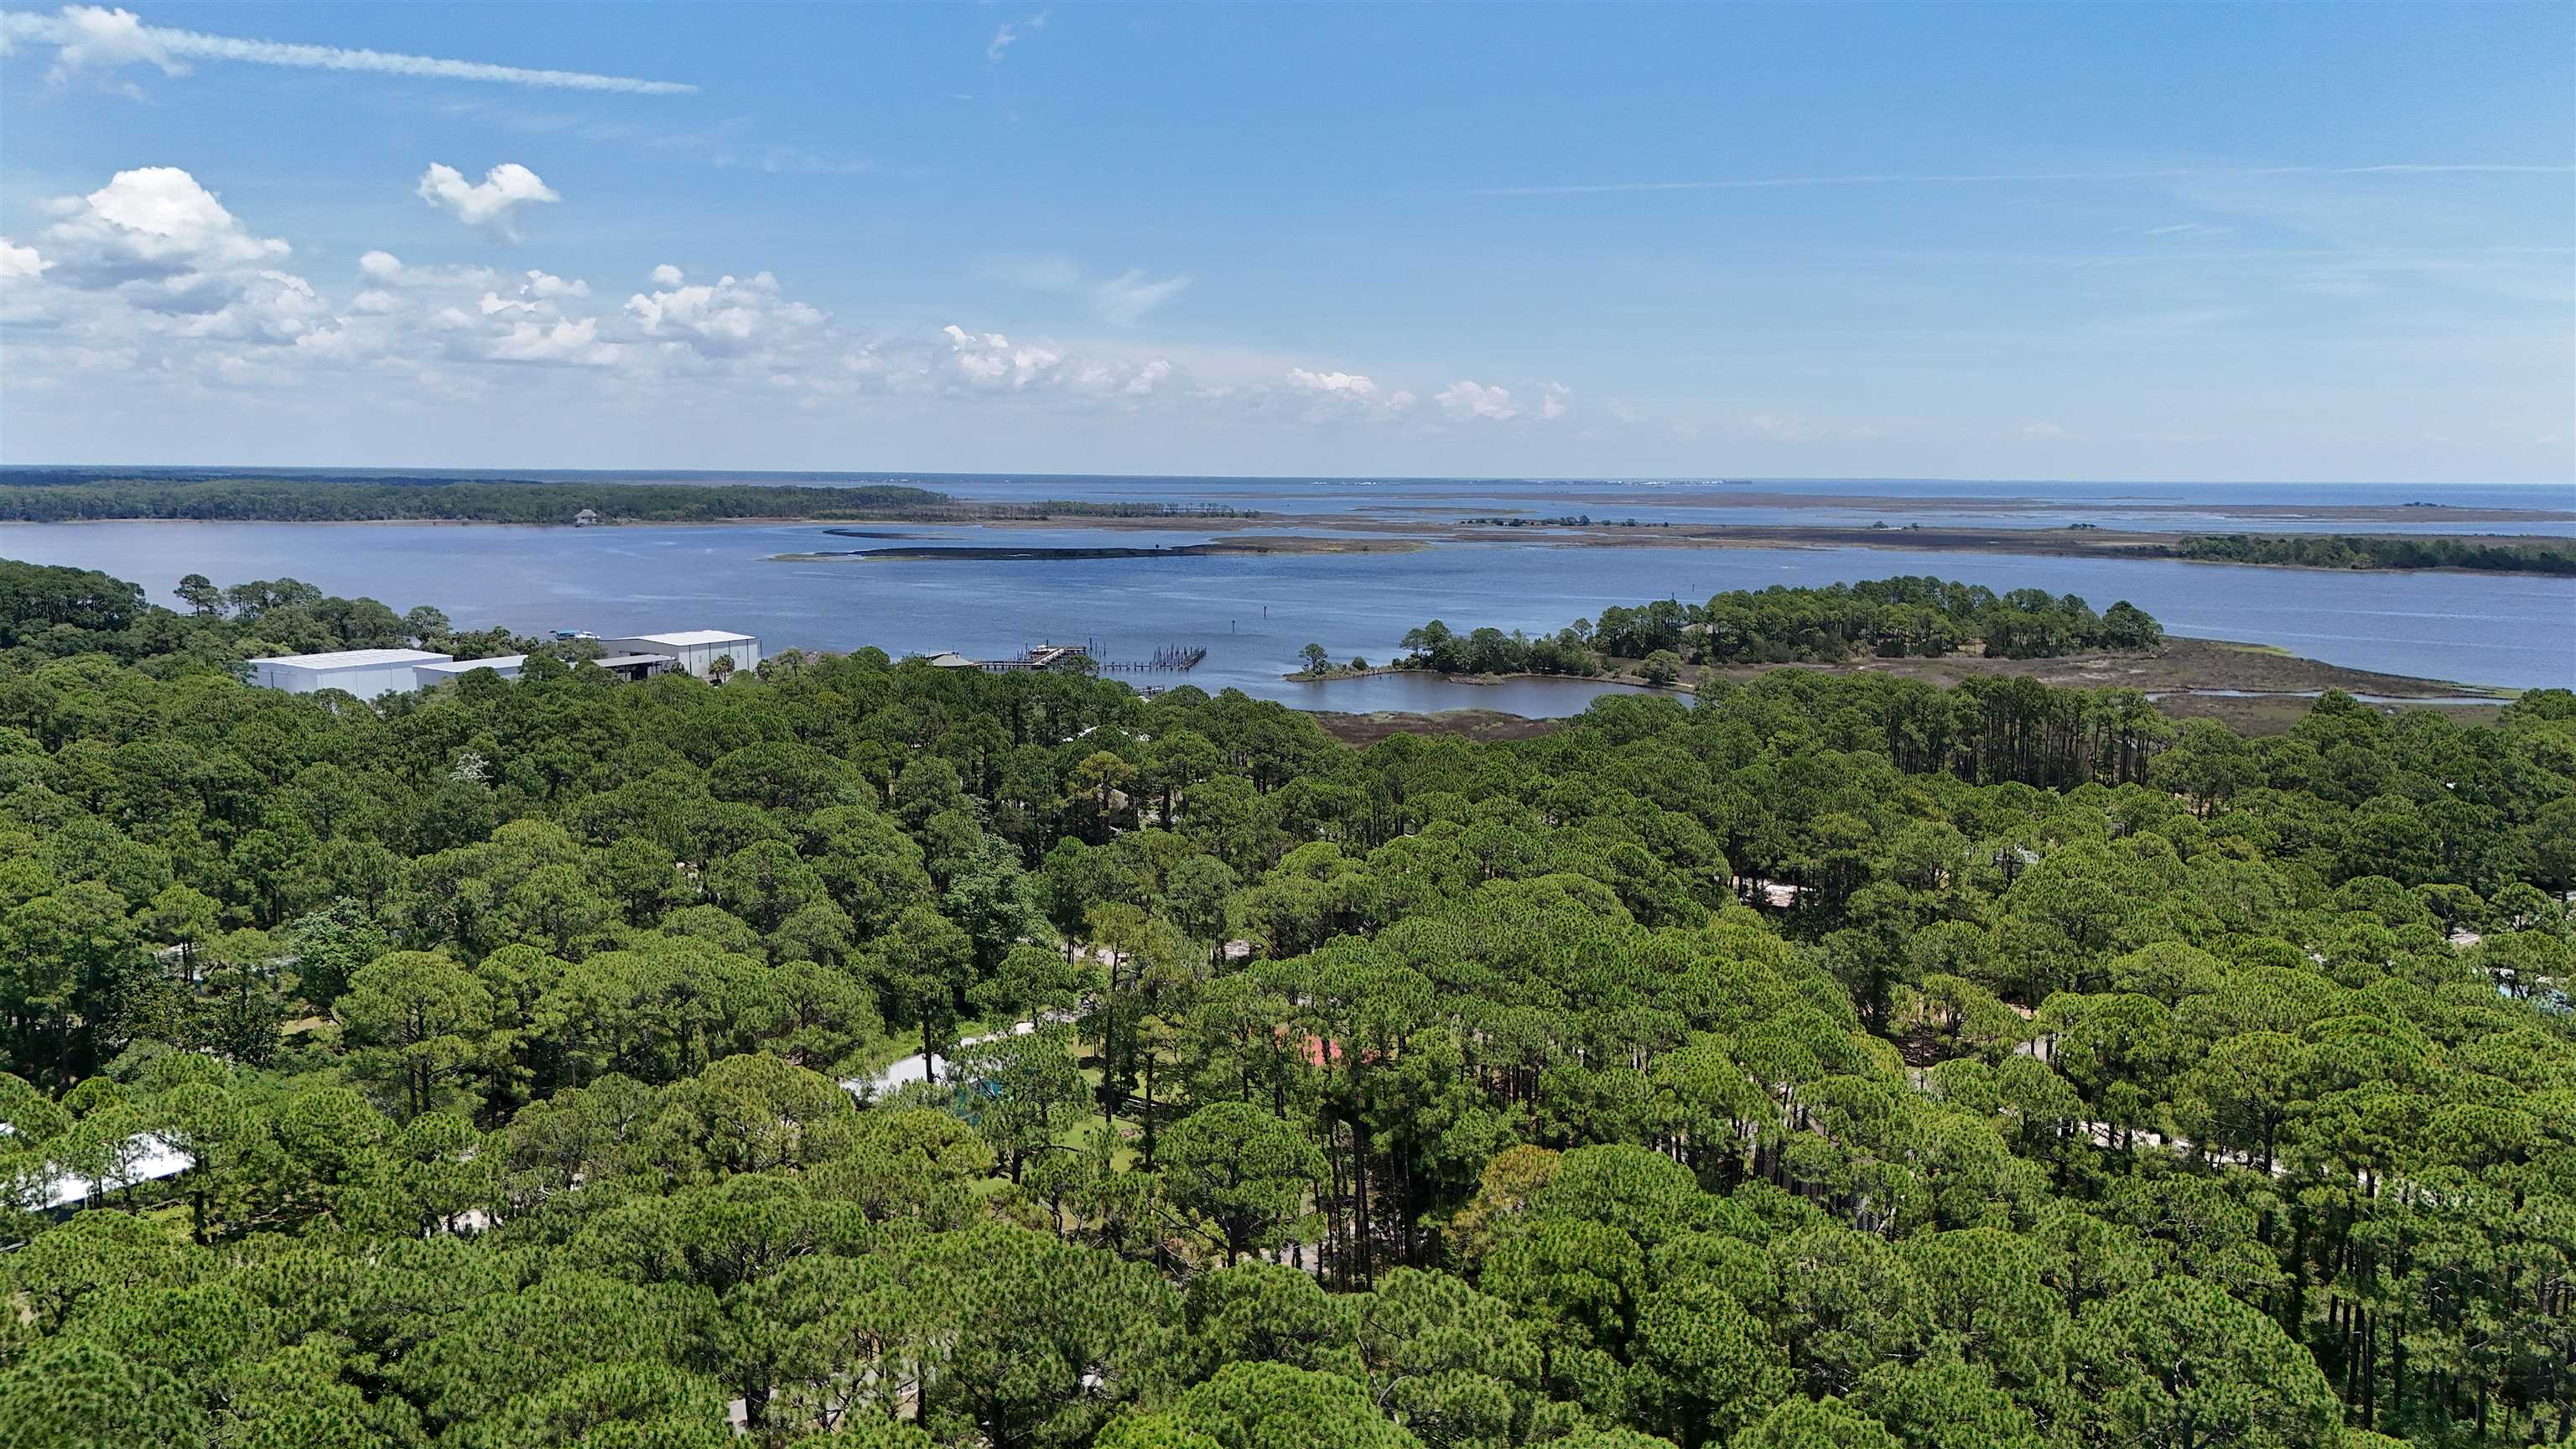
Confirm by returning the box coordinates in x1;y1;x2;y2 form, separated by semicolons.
414;655;527;688
598;630;761;679
248;647;449;698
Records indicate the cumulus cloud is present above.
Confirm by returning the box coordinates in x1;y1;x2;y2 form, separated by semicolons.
11;161;1586;444
627;269;826;359
1;238;49;280
33;166;304;332
916;325;1186;401
1;5;698;93
42;166;288;281
986;10;1046;64
1436;379;1521;421
1540;382;1570;421
487;315;621;366
1287;367;1383;398
1278;366;1415;422
416;162;559;239
519;268;588;299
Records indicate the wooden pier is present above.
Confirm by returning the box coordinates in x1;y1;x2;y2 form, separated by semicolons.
972;642;1207;674
1098;645;1207;673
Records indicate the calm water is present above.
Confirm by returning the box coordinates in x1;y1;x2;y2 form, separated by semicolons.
5;516;2570;695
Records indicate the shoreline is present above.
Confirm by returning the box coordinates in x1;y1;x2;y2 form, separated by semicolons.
1282;636;2521;740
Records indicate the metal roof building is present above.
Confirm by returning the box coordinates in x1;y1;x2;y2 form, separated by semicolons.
597;630;761;679
414;655;527;688
248;647;450;698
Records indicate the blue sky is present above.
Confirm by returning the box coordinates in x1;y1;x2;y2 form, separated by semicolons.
3;2;2569;482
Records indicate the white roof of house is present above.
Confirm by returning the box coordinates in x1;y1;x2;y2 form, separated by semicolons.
31;1131;193;1211
252;648;450;669
615;630;754;647
922;650;978;667
416;654;528;676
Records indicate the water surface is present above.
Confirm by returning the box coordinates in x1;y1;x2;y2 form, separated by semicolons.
5;518;2568;692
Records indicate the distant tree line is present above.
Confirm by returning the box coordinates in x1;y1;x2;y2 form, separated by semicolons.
1400;577;2163;679
0;475;1261;526
2167;532;2576;576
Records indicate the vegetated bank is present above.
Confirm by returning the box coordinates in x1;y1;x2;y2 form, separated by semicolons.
0;474;1259;526
1377;578;2166;684
3;556;2573;1449
1293;579;2506;733
2163;532;2576;575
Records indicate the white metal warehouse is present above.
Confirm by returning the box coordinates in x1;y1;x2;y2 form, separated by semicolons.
248;648;450;697
597;630;761;678
414;655;527;688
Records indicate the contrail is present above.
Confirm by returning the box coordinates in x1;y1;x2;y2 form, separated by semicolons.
2;5;699;94
1468;163;2573;196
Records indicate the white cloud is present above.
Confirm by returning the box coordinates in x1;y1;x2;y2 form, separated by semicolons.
520;268;588;299
2018;422;2067;440
2;5;697;93
1287;367;1382;398
627;270;825;359
1126;359;1171;396
1278;366;1417;422
416;162;560;240
1;238;49;279
33;167;304;333
941;325;1060;389
1436;379;1520;421
9;162;1602;452
987;10;1046;64
487;315;621;366
42;166;288;283
1540;382;1570;421
12;3;178;82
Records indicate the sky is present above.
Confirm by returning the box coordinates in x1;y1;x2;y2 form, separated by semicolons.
2;2;2570;483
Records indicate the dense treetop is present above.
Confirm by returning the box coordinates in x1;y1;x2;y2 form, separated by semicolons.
1400;578;2164;677
0;558;2569;1449
2166;534;2576;577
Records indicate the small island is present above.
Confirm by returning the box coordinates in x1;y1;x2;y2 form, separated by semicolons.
1286;578;2515;735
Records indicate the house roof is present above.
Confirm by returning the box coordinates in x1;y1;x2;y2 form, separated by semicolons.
416;655;528;676
615;630;755;647
251;648;450;669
